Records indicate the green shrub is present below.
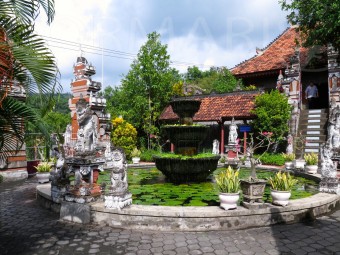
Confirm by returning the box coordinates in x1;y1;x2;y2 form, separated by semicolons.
111;117;137;159
140;149;160;162
282;153;296;162
304;153;318;165
254;152;285;166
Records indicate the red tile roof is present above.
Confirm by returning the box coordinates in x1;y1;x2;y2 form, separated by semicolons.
159;91;259;122
231;27;309;77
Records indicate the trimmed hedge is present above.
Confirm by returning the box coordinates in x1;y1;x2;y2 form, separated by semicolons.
254;152;285;166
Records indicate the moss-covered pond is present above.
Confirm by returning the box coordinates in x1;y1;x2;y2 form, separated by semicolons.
97;168;319;206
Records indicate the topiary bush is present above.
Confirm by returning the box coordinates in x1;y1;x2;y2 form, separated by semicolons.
111;117;137;159
254;152;285;166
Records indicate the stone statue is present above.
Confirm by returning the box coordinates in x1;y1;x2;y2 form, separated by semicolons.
319;144;339;194
286;134;293;154
212;139;219;154
228;118;238;145
50;156;70;203
327;106;340;149
104;147;132;210
75;95;98;152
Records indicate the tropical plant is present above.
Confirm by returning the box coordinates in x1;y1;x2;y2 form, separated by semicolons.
215;166;240;193
251;90;292;141
282;153;296;162
304;153;318;165
0;0;60;162
131;147;141;158
268;171;298;191
280;0;340;51
34;161;51;173
105;32;180;150
111;117;137;158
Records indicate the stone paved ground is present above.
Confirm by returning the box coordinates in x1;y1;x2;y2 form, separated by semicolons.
1;178;340;255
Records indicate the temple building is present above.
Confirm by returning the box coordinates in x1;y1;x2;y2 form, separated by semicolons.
66;56;111;149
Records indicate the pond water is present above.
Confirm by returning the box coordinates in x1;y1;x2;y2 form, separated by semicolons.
97;168;319;206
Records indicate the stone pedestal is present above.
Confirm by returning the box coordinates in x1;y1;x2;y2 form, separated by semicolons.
104;193;132;210
319;178;340;194
225;145;238;159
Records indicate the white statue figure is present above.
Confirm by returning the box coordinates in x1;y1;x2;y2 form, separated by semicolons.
75;95;98;152
212;139;219;154
320;144;336;178
286;134;293;154
64;124;72;146
228;118;238;145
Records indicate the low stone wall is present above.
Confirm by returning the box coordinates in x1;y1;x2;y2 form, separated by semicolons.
37;184;340;231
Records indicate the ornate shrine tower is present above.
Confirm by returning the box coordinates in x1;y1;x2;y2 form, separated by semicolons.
67;56;111;147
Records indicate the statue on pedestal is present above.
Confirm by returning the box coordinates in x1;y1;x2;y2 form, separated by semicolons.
228;118;238;145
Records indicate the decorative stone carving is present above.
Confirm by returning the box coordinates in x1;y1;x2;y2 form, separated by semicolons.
75;95;98;152
212;139;219;155
104;147;132;210
327;106;340;149
50;156;70;203
228;118;238;145
286;134;293;154
319;144;339;194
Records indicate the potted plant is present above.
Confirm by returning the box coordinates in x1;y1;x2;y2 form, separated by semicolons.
215;166;240;210
282;153;295;170
240;132;274;203
131;147;141;164
304;152;318;174
34;161;52;183
268;171;298;206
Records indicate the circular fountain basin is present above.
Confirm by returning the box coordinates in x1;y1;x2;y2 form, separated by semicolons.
170;99;201;125
153;155;220;183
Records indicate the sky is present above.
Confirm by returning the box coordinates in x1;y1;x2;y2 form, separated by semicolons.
35;0;290;93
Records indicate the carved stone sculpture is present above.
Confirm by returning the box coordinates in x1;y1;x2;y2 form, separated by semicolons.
50;156;70;203
75;95;98;152
228;118;238;145
212;139;219;155
286;134;293;154
104;147;132;210
319;144;339;194
327;106;340;149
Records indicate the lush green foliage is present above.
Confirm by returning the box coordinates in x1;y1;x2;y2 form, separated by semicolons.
304;152;318;165
130;147;141;158
111;117;137;159
215;166;240;193
184;66;241;94
34;161;51;172
140;149;159;162
280;0;340;51
104;32;180;149
251;90;291;140
254;153;285;166
268;171;298;191
282;153;296;162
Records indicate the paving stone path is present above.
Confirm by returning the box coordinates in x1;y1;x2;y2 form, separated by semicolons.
0;178;340;255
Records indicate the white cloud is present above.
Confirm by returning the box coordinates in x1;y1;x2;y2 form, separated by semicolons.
34;0;290;92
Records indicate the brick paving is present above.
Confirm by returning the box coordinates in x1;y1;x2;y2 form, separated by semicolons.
1;178;340;255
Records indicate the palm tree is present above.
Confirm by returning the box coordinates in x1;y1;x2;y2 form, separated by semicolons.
0;0;60;162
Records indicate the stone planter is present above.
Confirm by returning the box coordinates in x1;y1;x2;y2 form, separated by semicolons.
270;189;291;206
219;192;240;210
240;179;267;203
36;172;50;184
285;161;294;170
132;157;140;164
305;165;318;174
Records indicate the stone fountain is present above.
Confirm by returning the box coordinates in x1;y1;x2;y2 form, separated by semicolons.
154;98;220;183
